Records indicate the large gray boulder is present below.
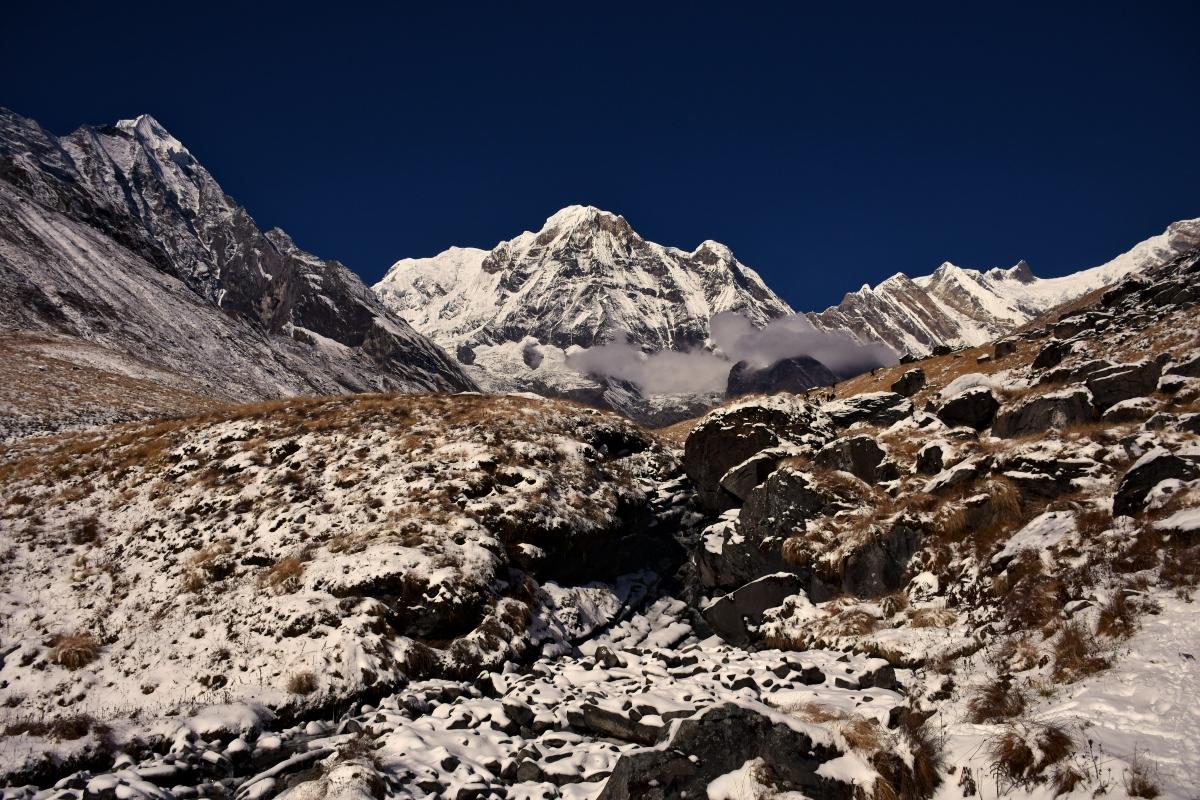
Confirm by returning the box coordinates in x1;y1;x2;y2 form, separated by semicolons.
1113;447;1200;516
813;435;894;483
841;524;921;597
991;387;1097;438
826;391;913;428
937;386;999;430
684;398;833;512
1086;360;1163;410
598;703;852;800
703;574;807;646
890;368;926;397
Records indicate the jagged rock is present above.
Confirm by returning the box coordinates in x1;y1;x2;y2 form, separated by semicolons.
684;398;833;512
840;524;921;597
826;392;913;428
1166;353;1200;379
1178;414;1200;435
718;447;799;503
1086;360;1163;410
890;368;926;397
567;704;660;745
1036;358;1115;386
994;339;1018;360
597;703;851;800
703;574;807;646
726;356;838;398
813;436;893;483
991;387;1097;438
1103;397;1157;423
931;344;953;356
915;441;946;475
1113;447;1200;516
1033;340;1072;370
924;455;993;495
936;387;999;431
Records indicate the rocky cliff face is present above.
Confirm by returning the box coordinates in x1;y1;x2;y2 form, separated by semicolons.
0;108;474;414
808;218;1200;356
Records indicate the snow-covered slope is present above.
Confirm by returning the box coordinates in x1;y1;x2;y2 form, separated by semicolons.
0;107;474;422
375;205;793;352
809;218;1200;356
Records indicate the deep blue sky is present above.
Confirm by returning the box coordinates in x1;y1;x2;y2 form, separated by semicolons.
4;2;1198;310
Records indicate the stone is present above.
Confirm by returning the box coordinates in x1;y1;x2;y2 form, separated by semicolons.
813;436;891;483
1032;340;1072;370
840;524;921;598
718;447;797;503
937;387;999;431
1113;448;1200;516
991;387;1097;438
1103;397;1157;423
703;574;807;647
994;339;1018;360
826;392;913;428
890;368;926;397
1167;353;1200;379
915;441;946;475
1086;360;1163;411
597;704;851;800
684;399;833;512
726;356;838;398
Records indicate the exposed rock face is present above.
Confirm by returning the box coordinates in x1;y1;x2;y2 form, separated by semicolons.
992;388;1098;438
841;524;922;597
1086;360;1163;410
0;108;474;403
598;704;851;800
916;441;947;475
1114;448;1200;516
890;367;926;397
813;435;895;483
826;392;913;427
683;397;834;512
726;355;838;398
703;574;808;646
937;387;999;430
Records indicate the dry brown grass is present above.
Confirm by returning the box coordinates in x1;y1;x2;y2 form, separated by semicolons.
285;670;318;695
908;608;958;628
966;676;1027;724
49;633;100;669
183;538;234;591
1052;621;1108;682
259;556;304;594
1123;750;1162;798
1096;591;1137;638
987;723;1074;790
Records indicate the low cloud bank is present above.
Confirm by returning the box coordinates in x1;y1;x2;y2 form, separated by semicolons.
565;312;897;395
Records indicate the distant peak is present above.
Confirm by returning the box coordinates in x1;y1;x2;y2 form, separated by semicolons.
114;114;189;153
1007;259;1035;281
543;205;623;228
693;240;733;259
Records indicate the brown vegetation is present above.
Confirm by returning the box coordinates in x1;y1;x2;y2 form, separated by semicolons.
49;633;100;669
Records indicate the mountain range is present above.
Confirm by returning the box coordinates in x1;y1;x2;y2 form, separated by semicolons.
2;105;1197;434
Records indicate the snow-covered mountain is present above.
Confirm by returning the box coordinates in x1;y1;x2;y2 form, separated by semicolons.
0;107;473;420
808;217;1200;356
376;205;793;352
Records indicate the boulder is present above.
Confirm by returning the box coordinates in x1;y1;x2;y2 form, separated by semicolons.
1086;360;1163;411
726;356;838;398
1166;353;1200;379
937;387;999;431
813;435;893;483
991;387;1097;438
597;704;851;800
718;447;798;503
1032;340;1072;370
840;524;921;597
994;339;1018;360
1103;397;1157;423
684;398;833;512
915;441;946;475
890;368;926;397
703;574;807;646
923;455;993;495
931;344;953;356
1113;447;1200;516
826;392;913;428
1036;358;1115;387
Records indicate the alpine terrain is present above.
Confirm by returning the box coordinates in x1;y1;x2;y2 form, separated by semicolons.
1;106;1199;800
0;108;473;439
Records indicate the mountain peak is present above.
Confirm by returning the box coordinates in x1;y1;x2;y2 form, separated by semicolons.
114;114;189;154
543;204;624;229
